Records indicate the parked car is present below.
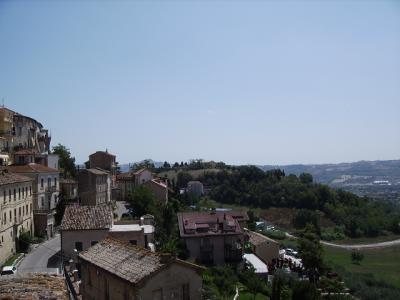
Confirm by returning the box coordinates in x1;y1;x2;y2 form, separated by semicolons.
1;266;16;276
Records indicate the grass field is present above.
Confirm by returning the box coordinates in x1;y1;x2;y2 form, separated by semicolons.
3;253;22;267
323;245;400;288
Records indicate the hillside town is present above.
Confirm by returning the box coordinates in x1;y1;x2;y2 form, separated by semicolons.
0;107;286;299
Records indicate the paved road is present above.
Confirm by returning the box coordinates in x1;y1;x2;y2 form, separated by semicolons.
18;234;61;274
285;232;400;249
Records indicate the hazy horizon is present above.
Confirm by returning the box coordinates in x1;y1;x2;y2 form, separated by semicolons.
1;1;399;165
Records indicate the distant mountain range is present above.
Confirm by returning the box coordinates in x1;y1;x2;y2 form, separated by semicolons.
260;160;400;202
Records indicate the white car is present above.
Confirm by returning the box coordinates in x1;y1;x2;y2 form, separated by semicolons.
1;266;17;276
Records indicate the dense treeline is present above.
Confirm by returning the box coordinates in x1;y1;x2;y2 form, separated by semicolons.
195;166;400;238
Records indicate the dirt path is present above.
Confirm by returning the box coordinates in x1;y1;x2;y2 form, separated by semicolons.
320;239;400;249
285;232;400;249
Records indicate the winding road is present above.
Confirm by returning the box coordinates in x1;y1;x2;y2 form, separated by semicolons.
285;232;400;250
17;234;61;274
320;239;400;249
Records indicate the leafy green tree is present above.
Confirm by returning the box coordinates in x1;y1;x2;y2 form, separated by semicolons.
18;229;32;252
131;159;155;172
297;225;324;283
126;186;157;218
202;266;238;300
52;144;76;178
176;171;193;189
351;250;364;265
299;173;313;185
291;281;319;300
54;198;67;226
319;276;344;296
271;273;284;300
239;265;267;299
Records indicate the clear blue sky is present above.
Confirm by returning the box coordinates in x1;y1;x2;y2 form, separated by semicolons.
1;1;399;165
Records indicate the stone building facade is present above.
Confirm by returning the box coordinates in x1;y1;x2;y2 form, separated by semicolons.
89;151;117;186
0;107;51;166
78;168;110;206
0;171;34;266
246;230;280;264
6;163;60;238
116;168;153;201
60;205;154;260
177;211;249;265
78;237;204;300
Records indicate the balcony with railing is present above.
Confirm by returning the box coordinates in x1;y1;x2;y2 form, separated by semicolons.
13;215;24;225
46;185;58;193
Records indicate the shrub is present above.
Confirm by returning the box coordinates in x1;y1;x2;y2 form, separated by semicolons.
351;250;364;265
263;229;286;240
321;226;346;241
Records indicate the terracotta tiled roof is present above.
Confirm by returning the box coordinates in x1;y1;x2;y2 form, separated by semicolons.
60;205;112;231
84;168;109;175
6;163;59;174
0;171;32;185
13;149;39;155
145;179;167;189
133;168;148;175
247;230;278;246
0;273;68;299
116;171;134;180
78;237;203;285
60;178;77;184
89;150;116;158
177;211;249;237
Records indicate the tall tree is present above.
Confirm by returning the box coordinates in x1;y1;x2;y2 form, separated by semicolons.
52;144;76;178
126;185;157;217
297;225;324;283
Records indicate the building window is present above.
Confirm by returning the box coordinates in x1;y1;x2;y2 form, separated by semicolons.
91;241;98;246
29;186;32;195
75;241;83;252
18;188;21;200
9;211;11;222
22;187;25;198
9;190;11;201
14;189;16;201
23;206;25;215
19;207;21;216
48;178;51;188
41;196;44;208
54;178;57;187
3;190;5;204
41;178;44;189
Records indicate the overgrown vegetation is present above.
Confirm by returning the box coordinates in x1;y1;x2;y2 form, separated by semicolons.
191;166;400;238
126;185;186;257
52;144;77;178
